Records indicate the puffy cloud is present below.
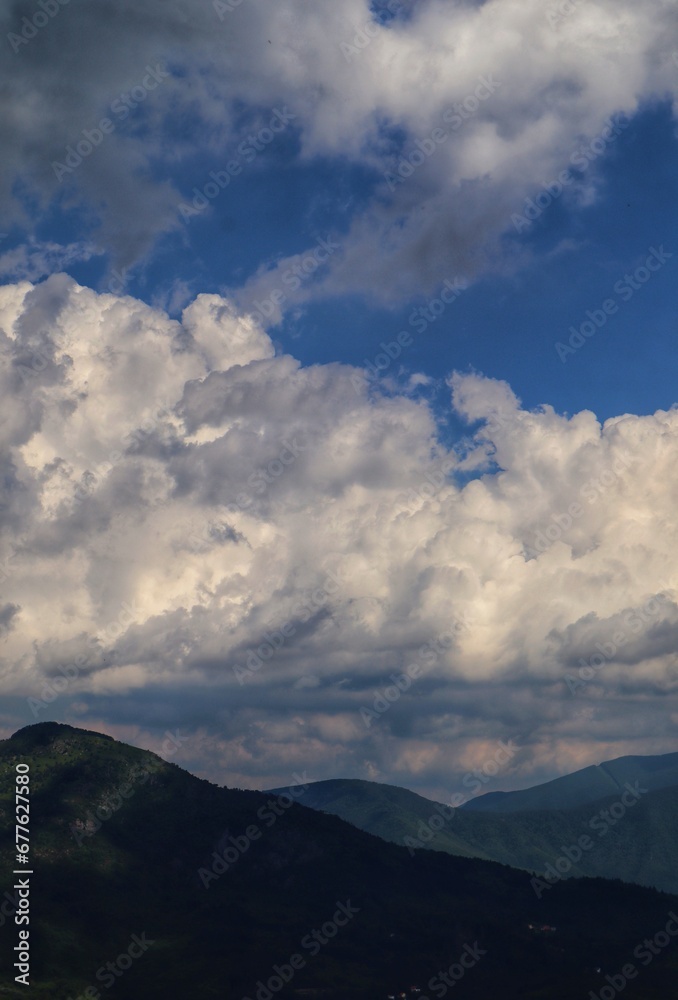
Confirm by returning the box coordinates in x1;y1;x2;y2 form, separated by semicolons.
1;0;677;295
1;275;678;795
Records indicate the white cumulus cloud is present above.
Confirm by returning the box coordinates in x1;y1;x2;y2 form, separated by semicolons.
1;275;677;795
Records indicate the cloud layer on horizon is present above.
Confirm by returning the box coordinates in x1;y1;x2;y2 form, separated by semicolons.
1;274;677;797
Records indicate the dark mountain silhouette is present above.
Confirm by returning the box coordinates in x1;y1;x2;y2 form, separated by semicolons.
1;723;678;999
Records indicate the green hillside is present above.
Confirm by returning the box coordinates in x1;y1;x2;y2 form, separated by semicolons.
268;777;494;860
1;724;678;999
283;775;678;894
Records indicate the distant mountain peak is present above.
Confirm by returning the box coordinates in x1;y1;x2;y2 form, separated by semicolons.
463;750;678;813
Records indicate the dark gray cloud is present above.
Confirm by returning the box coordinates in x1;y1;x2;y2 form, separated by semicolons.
0;601;19;633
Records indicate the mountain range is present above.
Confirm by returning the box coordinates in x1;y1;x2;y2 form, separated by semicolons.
272;752;678;895
1;723;678;999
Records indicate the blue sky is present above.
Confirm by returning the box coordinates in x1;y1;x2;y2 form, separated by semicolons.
1;0;678;799
11;94;678;425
